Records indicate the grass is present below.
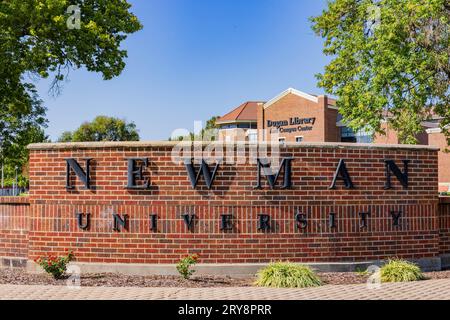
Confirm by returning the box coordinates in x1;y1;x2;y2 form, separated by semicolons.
254;262;322;288
380;259;425;283
355;267;370;276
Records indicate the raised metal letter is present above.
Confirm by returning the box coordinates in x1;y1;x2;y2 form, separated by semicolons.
329;159;354;189
329;213;336;229
65;158;92;190
76;213;90;230
149;214;158;231
258;214;271;231
113;214;128;231
391;211;402;226
255;157;294;189
184;159;220;189
220;214;233;231
182;213;196;231
384;160;409;189
359;212;370;228
126;158;150;189
295;212;308;230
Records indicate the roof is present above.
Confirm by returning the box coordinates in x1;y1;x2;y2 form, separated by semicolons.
264;88;319;109
216;101;263;123
217;88;338;123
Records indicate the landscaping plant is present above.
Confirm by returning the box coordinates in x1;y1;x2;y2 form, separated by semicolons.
255;262;322;288
36;251;74;279
380;259;425;283
176;254;199;280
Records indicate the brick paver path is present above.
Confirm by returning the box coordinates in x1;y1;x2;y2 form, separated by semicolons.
1;279;450;300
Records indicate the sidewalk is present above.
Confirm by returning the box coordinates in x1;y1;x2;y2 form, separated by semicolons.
1;278;450;300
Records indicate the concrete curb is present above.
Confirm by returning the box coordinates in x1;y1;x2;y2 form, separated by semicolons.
23;257;442;277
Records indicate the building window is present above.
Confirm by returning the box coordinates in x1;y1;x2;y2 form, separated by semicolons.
278;137;286;145
295;136;304;143
219;122;257;130
340;127;373;143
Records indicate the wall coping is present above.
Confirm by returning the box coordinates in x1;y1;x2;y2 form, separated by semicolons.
27;141;440;151
0;196;30;205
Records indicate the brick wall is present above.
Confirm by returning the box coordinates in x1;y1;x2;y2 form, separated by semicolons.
428;131;450;188
439;197;450;255
0;197;29;259
374;123;429;145
22;142;443;265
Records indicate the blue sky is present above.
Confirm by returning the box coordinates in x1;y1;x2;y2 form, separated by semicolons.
37;0;331;141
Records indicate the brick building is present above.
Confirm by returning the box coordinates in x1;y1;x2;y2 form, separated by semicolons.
217;88;449;191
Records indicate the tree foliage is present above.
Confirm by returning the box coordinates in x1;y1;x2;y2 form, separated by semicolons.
0;0;142;181
58;115;140;142
311;0;449;144
169;116;220;141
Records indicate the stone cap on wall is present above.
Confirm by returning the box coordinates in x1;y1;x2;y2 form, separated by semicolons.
28;141;440;151
0;196;30;205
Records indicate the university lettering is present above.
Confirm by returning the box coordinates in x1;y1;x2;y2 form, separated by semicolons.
73;209;404;233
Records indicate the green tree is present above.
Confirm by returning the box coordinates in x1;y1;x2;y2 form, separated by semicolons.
58;131;74;143
58;116;140;142
311;0;449;144
0;87;47;188
169;116;220;141
0;0;142;184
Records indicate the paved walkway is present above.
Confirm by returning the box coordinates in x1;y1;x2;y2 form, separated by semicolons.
0;279;450;300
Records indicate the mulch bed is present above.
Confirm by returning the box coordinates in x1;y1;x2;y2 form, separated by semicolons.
0;269;253;288
1;269;450;288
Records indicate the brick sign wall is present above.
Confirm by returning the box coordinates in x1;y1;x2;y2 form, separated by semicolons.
439;198;450;255
10;141;439;266
0;197;29;260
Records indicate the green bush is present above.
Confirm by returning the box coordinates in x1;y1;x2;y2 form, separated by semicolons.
36;251;74;279
176;254;199;280
255;262;322;288
380;259;425;283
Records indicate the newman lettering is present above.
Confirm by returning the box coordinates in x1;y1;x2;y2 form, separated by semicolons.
61;157;412;191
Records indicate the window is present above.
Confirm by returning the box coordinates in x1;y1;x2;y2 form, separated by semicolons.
295;136;304;143
219;122;257;130
278;137;286;145
340;127;373;143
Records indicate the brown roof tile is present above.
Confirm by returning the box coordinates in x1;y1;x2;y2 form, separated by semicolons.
217;101;263;123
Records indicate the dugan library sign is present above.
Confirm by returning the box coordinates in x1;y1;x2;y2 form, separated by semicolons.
1;141;450;274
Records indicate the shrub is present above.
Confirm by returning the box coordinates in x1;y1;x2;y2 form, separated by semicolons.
380;259;425;283
255;262;322;288
176;254;199;280
36;251;74;279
